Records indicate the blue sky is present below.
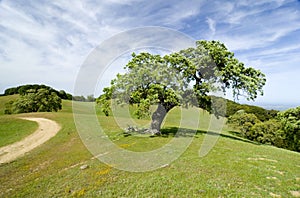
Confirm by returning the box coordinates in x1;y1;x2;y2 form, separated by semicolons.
1;0;300;107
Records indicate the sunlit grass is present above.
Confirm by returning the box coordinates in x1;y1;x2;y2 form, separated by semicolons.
0;98;299;197
0;117;38;147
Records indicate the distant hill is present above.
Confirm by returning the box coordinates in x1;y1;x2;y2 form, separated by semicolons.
212;96;279;121
253;103;300;111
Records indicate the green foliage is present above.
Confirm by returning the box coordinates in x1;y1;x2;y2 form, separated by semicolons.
227;111;261;136
277;107;300;152
134;99;151;119
249;119;282;145
100;99;111;116
3;87;18;95
98;40;266;133
59;90;73;100
228;111;283;145
178;40;265;116
0;95;19;115
4;100;14;114
182;40;266;101
98;52;191;119
228;106;300;152
86;95;96;102
73;95;95;102
72;95;87;102
96;87;113;116
5;88;62;114
3;84;72;100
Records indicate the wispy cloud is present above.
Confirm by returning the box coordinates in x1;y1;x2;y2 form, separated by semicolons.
206;17;216;36
201;0;300;51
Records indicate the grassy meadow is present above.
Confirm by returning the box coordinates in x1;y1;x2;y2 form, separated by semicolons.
0;95;299;197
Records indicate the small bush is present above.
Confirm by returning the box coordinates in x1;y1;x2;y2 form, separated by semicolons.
227;111;261;137
249;119;281;145
228;106;300;152
277;107;300;152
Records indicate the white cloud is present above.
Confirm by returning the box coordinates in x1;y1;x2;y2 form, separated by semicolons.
0;0;126;93
205;0;300;51
206;17;216;36
254;44;300;57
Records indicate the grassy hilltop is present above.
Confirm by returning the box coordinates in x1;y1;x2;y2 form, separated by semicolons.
0;95;299;197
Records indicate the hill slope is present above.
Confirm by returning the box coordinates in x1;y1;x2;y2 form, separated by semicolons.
0;98;299;197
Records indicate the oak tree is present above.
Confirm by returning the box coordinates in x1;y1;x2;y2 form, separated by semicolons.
97;40;266;135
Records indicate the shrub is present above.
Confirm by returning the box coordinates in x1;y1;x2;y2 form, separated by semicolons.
227;111;261;137
5;89;62;114
249;119;281;145
277;107;300;152
228;106;300;152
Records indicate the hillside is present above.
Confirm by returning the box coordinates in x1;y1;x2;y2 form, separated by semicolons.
211;96;279;121
0;97;299;197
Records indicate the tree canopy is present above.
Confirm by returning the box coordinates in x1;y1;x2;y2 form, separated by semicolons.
97;40;266;135
3;84;72;100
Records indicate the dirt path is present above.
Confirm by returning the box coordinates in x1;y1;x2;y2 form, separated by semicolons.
0;117;61;164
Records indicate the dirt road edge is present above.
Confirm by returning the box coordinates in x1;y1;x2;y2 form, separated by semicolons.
0;117;61;164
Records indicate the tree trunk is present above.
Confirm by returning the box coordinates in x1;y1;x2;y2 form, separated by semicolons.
148;104;169;135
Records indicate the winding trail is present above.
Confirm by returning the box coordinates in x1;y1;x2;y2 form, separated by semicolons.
0;117;61;164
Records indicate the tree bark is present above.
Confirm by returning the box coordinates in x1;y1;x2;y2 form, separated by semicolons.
148;104;169;135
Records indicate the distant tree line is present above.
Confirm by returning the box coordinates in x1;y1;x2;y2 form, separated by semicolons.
2;84;72;100
227;107;300;152
72;95;96;102
2;84;98;102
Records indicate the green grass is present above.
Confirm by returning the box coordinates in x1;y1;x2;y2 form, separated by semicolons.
0;117;38;147
0;98;299;197
0;94;19;115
